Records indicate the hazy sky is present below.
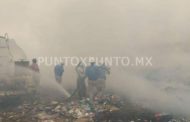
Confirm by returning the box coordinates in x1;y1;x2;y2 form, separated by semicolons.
0;0;189;57
0;0;189;81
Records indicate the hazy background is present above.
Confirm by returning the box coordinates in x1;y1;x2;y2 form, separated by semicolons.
0;0;190;115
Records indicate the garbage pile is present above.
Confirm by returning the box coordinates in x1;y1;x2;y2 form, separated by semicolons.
0;93;121;122
0;93;189;122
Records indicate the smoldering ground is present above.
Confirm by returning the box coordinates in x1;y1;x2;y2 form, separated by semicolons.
0;0;190;116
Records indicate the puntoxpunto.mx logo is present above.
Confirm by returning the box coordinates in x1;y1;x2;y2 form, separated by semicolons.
36;56;153;67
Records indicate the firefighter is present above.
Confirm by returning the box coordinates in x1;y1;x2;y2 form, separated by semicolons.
97;63;110;97
54;63;64;84
75;62;86;99
85;61;99;101
30;58;40;87
29;58;40;99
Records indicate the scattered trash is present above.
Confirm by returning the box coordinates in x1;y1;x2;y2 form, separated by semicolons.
0;93;189;122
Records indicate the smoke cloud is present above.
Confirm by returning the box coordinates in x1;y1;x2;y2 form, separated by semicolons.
0;0;190;116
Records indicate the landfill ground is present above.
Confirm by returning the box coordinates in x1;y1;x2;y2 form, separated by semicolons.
0;90;189;122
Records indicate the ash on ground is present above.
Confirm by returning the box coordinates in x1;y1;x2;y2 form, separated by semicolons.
0;92;189;122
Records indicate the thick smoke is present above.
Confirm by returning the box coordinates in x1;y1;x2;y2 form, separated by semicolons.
0;0;190;116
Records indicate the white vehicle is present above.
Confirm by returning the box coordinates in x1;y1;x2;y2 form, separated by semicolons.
0;35;14;81
0;34;35;96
